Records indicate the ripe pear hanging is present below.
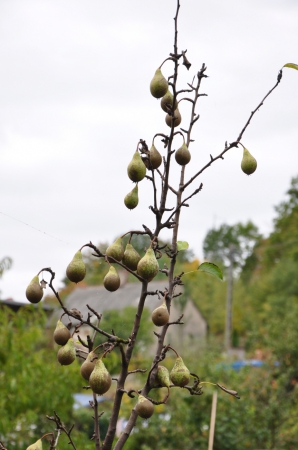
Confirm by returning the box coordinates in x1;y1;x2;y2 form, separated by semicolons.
66;251;86;283
127;151;147;182
80;351;97;381
124;184;139;210
135;394;154;419
150;68;168;99
170;355;190;387
26;439;43;450
106;237;124;262
57;337;76;366
151;302;169;326
241;147;257;175
103;266;120;292
149;145;162;170
53;320;71;345
26;275;43;304
165;108;181;127
160;90;178;112
155;365;171;388
122;243;141;271
137;246;159;281
175;142;191;166
89;358;112;395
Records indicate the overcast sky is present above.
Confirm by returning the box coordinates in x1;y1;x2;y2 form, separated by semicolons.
0;0;297;301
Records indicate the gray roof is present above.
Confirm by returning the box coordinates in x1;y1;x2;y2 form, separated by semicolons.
51;280;183;324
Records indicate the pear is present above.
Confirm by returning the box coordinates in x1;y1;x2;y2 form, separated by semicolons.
106;237;124;262
150;68;168;99
241;147;257;175
89;358;112;395
127;151;147;182
54;319;71;345
26;439;43;450
80;351;97;381
160;90;178;112
151;302;169;326
122;243;141;271
149;145;162;170
135;394;154;419
175;142;191;166
155;365;171;388
124;184;139;210
165;109;181;128
170;356;190;387
103;266;120;292
57;337;76;365
137;246;159;281
66;251;86;283
26;275;43;304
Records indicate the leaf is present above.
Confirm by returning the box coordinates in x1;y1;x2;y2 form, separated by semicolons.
283;63;298;71
177;241;189;251
197;262;223;281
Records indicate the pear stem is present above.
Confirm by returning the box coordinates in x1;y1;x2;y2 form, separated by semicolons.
238;142;245;150
167;345;179;357
40;433;55;441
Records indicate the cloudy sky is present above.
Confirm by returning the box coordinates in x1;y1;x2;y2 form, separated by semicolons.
0;0;297;301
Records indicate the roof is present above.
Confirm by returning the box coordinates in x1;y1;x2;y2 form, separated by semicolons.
0;298;53;312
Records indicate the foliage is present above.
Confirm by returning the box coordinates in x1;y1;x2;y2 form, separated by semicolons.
0;307;83;449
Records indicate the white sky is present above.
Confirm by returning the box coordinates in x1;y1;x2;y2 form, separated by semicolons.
0;0;298;301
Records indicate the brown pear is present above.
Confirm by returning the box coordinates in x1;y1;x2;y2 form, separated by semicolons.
103;266;120;292
53;319;71;345
151;302;169;326
80;351;97;381
165;109;181;128
57;337;76;366
135;394;154;419
175;142;191;166
26;275;43;304
122;243;141;271
89;358;112;395
149;145;162;170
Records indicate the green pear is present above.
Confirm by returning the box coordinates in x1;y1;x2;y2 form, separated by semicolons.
170;356;190;387
25;275;43;304
149;145;162;170
124;184;139;210
127;151;147;182
135;394;154;419
57;337;76;366
151;302;169;326
66;251;86;283
137;246;159;281
26;438;43;450
103;266;120;292
165;108;181;127
155;365;171;388
106;237;124;262
150;68;168;99
241;147;257;175
175;142;191;166
80;351;97;381
160;90;178;112
122;243;141;271
53;319;71;345
89;358;112;395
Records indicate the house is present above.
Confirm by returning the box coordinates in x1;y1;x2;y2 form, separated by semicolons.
50;280;207;352
0;298;52;314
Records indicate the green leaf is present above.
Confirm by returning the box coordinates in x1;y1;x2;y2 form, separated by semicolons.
177;241;189;251
197;262;223;281
283;63;298;71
